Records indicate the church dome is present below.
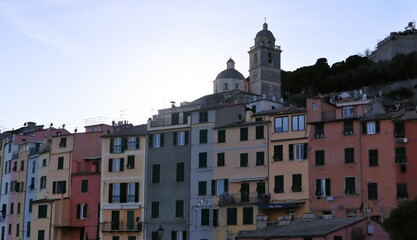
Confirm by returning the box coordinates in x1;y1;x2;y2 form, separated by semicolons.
215;58;245;80
255;23;276;44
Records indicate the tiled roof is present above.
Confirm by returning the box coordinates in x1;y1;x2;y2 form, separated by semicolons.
102;124;147;138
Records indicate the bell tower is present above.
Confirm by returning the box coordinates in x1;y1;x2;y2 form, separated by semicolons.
248;22;282;101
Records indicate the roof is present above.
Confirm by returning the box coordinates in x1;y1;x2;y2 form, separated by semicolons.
102;124;147;138
254;105;305;116
255;23;276;43
215;68;245;80
237;217;366;239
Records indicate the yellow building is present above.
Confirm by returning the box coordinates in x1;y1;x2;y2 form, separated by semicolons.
100;124;147;240
213;110;269;239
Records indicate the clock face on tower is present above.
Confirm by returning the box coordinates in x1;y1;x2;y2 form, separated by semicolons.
253;71;258;79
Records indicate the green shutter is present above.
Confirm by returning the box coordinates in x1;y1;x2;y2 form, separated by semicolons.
289;144;294;160
110;139;114;153
109;184;113;203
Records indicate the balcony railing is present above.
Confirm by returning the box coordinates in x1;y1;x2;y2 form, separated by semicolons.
150;117;188;128
100;221;142;232
218;192;269;206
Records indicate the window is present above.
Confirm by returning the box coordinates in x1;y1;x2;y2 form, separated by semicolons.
315;150;325;166
29;177;35;190
274;117;288;133
395;147;406;164
174;131;188;146
344;148;354;164
38;230;45;240
81;180;88;193
127;137;139;150
218;130;226;143
151;202;159;218
256;182;266;195
111;138;124;153
127;155;135;169
111;211;120;230
256;152;264;166
52;181;66;194
77;204;88;219
369;149;378;167
224;83;229;90
343;120;354;135
127;183;138;202
292;115;305;131
240;153;248;167
240;127;248;141
198;181;207;196
10;203;13;214
397;183;408;199
363;121;380;135
273;145;283;161
175;200;184;218
368;183;378;200
199;152;207;168
315;178;331;196
291;174;302;192
314;123;324;138
59;137;67;148
201;209;209;226
274;175;284;193
345;177;356;195
152;164;160;183
199;129;208;144
227;208;237;225
108;158;124;172
342;107;354;118
32;160;36;173
171;112;179;125
42;158;47;167
240;183;249;203
199;111;208;123
394;122;405;138
176;162;184;182
38;205;47;218
26;222;30;238
255;126;264;139
212;179;228;195
28;199;32;213
150;134;164;148
217;152;225;167
243;207;253;225
289;143;307;160
213;209;219;227
312;102;318;110
57;157;64;169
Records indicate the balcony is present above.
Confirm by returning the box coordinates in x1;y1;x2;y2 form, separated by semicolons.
100;221;142;232
218;192;269;206
395;157;407;165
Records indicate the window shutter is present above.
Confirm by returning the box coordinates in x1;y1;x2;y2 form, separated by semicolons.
315;179;321;196
121;138;127;152
110;139;114;153
135;137;140;149
376;121;380;133
109;184;113;203
84;204;88;219
303;143;308;159
362;122;367;134
173;132;177;146
76;204;80;219
325;178;331;195
120;183;127;203
120;158;124;172
148;135;153;148
224;179;229;192
108;159;113;172
160;133;164;147
63;181;67;193
52;182;56;194
211;180;216;195
289;144;294;160
185;131;189;144
135;183;139;202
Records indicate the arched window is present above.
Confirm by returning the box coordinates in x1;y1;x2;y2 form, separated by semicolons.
254;53;258;65
268;52;273;64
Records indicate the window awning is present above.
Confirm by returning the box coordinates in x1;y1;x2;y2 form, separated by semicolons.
229;176;266;183
259;201;304;209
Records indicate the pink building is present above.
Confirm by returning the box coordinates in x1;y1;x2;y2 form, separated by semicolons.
68;124;113;240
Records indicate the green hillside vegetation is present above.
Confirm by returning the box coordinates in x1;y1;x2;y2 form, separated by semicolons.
282;51;417;105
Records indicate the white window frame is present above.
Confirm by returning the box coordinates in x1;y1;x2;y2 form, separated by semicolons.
312;102;318;110
127;183;136;203
274;117;288;133
317;179;329;196
367;122;376;134
295;144;304;160
113;138;122;153
113;183;121;202
79;203;87;219
153;134;161;148
292;115;305;131
112;158;121;172
127;137;137;150
177;131;186;146
40;176;47;189
342;107;354;118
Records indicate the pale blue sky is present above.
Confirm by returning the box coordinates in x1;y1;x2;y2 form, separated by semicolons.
1;0;416;132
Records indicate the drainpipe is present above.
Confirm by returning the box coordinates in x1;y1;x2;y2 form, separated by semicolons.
359;118;364;216
49;201;53;240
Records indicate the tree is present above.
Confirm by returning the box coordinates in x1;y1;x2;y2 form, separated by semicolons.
383;198;417;240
